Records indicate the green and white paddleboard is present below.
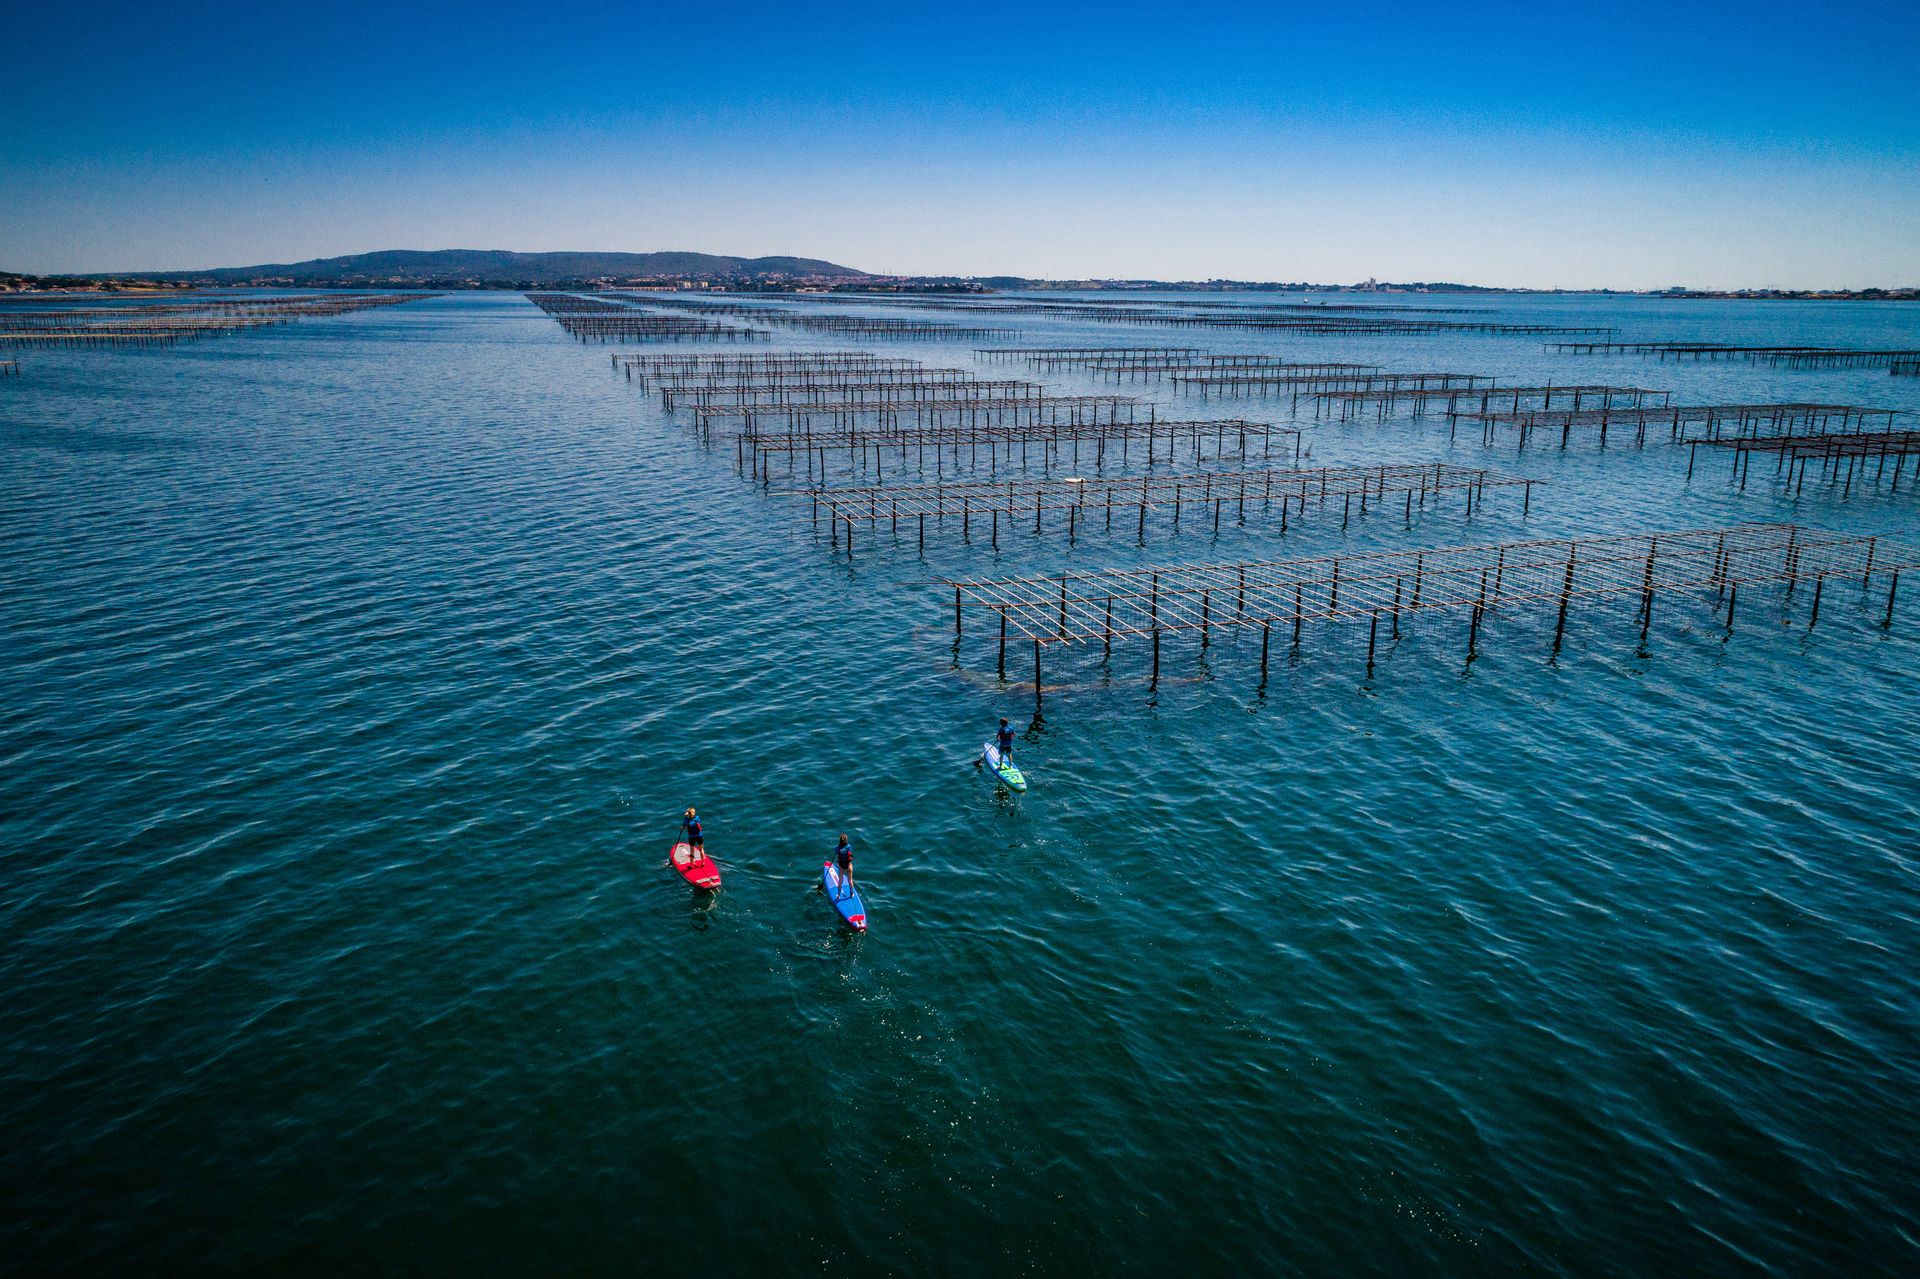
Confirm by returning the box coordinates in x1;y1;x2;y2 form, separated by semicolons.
984;742;1027;792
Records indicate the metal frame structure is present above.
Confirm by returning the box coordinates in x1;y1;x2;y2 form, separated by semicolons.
803;462;1534;555
946;523;1912;696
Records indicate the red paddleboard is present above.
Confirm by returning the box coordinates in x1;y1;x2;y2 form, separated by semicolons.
669;841;721;890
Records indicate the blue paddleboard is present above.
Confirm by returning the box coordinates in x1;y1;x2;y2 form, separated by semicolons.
984;741;1028;792
822;860;867;931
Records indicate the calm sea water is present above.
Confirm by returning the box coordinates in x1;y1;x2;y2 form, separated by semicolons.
3;291;1917;1276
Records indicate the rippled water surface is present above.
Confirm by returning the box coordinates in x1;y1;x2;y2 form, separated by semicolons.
3;292;1918;1275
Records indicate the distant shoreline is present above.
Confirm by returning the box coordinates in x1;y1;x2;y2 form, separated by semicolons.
3;269;1915;301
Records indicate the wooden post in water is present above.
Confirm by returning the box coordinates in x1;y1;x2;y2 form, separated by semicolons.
1638;544;1657;637
1543;541;1574;652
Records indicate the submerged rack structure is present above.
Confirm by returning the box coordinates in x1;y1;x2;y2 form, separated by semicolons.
1692;430;1920;496
946;523;1913;695
0;293;428;348
528;292;768;342
613;352;920;386
527;293;622;313
1087;311;1614;337
585;318;767;343
663;378;1043;410
1674;404;1905;441
1171;299;1478;316
1447;402;1902;449
630;297;1020;339
0;360;18;378
802;462;1532;555
976;346;1203;367
1170;370;1492;408
0;297;343;320
768;316;1019;340
973;347;1384;382
1173;369;1487;391
1547;341;1920;369
645;365;975;392
667;296;1493;325
1083;358;1380;383
1313;383;1668;421
1022;357;1390;386
1893;357;1919;377
693;393;1150;434
737;418;1301;483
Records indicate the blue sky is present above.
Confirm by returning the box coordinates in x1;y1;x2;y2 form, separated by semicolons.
3;0;1917;287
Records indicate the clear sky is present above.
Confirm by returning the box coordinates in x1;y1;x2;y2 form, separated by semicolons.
3;0;1917;288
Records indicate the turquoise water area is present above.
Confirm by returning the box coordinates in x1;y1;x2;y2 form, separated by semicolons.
3;292;1917;1275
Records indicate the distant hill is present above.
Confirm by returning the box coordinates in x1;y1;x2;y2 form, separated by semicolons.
78;249;869;288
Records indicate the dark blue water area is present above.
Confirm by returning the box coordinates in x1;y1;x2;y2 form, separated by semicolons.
2;292;1917;1275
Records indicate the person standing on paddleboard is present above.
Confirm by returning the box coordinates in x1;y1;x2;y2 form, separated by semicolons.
682;807;705;861
996;718;1016;759
834;834;853;881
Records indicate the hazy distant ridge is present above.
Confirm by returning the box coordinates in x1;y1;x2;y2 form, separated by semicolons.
86;248;869;285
